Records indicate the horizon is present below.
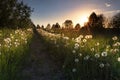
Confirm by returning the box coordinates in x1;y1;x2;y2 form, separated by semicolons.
23;0;120;27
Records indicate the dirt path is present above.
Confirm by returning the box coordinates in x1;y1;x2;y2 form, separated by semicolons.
21;30;65;80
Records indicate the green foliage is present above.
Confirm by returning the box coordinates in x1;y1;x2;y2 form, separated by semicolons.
38;29;120;80
110;13;120;28
0;0;33;29
0;28;33;80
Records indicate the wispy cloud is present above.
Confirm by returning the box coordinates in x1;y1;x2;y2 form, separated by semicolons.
105;3;111;7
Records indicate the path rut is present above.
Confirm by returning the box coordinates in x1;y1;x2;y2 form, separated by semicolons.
21;30;65;80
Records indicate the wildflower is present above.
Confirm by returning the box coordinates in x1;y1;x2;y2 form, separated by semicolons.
72;50;76;53
95;42;100;46
79;53;82;57
99;63;104;68
75;37;81;43
112;36;118;41
74;43;79;49
74;58;79;63
113;42;120;47
79;35;83;38
91;48;95;52
84;55;90;60
72;68;77;72
83;39;87;43
95;53;100;58
0;44;1;47
63;37;69;40
106;45;110;49
114;49;119;53
101;52;107;57
118;57;120;62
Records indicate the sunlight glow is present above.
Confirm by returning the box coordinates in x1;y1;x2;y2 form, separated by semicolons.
80;16;88;26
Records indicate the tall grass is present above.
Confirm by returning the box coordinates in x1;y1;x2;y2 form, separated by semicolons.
0;28;33;80
38;29;120;80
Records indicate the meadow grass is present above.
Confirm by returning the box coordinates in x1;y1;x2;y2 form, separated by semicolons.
0;28;33;80
38;29;120;80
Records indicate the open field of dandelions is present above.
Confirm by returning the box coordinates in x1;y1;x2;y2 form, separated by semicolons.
38;29;120;80
0;28;33;80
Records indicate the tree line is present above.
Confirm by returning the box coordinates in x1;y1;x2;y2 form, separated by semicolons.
37;12;120;35
0;0;33;29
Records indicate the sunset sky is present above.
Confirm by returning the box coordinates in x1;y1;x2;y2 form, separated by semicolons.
23;0;120;26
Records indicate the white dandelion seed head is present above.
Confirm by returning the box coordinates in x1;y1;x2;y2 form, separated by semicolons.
96;42;100;46
74;58;79;63
95;53;100;58
101;52;107;57
72;68;77;72
84;55;90;60
91;48;95;52
118;57;120;62
72;50;76;53
112;36;118;41
99;63;104;68
79;53;82;57
83;39;87;43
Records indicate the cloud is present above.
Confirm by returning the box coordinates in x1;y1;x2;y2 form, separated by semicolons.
105;3;111;7
104;10;120;17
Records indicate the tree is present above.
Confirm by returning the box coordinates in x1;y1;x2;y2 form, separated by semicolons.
52;23;60;29
110;13;120;28
46;23;51;30
75;23;80;30
88;12;105;28
0;0;32;28
36;24;40;29
64;20;73;29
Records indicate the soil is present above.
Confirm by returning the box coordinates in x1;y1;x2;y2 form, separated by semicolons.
21;30;65;80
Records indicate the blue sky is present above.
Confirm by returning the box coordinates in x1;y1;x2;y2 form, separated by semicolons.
23;0;120;26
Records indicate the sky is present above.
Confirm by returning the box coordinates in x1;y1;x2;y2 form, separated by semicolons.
23;0;120;27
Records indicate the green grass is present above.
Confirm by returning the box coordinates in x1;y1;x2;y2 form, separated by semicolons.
0;28;33;80
38;29;120;80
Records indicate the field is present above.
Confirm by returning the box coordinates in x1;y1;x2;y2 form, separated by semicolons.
0;28;33;80
0;28;120;80
38;28;120;80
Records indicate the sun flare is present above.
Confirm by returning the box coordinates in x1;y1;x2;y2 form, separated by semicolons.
80;16;88;26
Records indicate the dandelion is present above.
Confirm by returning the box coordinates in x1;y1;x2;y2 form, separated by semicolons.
113;42;120;47
79;53;82;57
114;49;119;53
118;57;120;62
74;58;79;63
75;37;81;43
83;39;87;43
106;45;110;49
112;36;118;41
101;52;107;57
74;43;79;49
63;36;69;40
95;42;100;46
72;50;76;53
91;48;95;52
99;63;104;68
79;35;83;38
95;53;100;58
84;55;90;60
72;68;77;72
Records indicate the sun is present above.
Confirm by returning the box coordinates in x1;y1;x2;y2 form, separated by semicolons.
80;16;88;26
